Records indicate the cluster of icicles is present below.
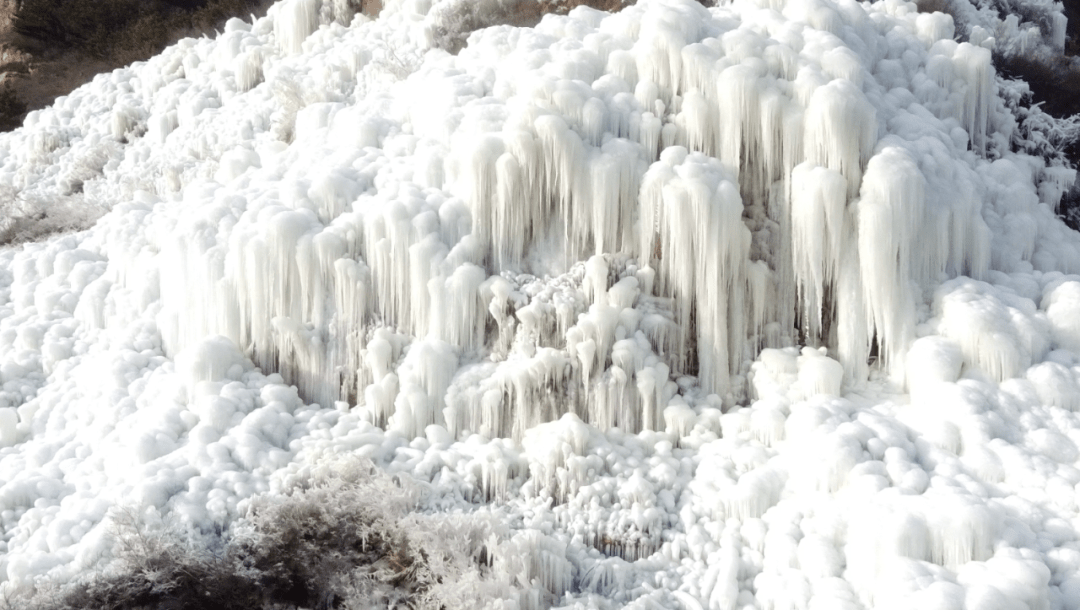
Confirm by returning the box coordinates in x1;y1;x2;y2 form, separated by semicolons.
147;0;1013;440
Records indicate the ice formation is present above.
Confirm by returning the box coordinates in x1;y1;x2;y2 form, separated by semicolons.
2;0;1080;607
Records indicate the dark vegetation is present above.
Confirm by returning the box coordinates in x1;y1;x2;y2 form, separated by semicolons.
11;0;264;62
0;82;26;132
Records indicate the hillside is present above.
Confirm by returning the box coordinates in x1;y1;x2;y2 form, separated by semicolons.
0;0;1080;608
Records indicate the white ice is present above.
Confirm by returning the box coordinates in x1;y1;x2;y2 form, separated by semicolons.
1;0;1080;607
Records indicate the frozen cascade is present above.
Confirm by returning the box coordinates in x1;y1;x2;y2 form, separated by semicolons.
5;0;1080;605
144;0;1010;429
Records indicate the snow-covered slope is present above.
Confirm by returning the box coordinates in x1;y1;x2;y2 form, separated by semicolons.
2;0;1080;607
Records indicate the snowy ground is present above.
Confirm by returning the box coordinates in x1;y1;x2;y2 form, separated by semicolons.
2;0;1080;608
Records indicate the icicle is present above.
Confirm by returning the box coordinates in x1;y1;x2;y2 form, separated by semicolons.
274;0;319;54
638;113;663;162
679;90;715;157
606;49;639;91
925;496;994;567
746;260;772;352
951;43;994;156
790;163;847;343
504;350;573;440
637;149;750;395
271;315;330;407
915;12;955;48
803;79;877;199
936;280;1035;382
235;48;264;92
1051;11;1068;52
716;63;761;188
857;146;924;376
663;397;695;439
308;171;360;224
534;114;588;260
495;530;572;603
390;338;458;438
633;10;690;107
680;42;721;100
483;275;516;358
459;134;505;261
835;233;869;382
795;346;843;398
429;263;488;354
587;140;644;257
110;106;137;142
1040;165;1078;212
584;255;609;305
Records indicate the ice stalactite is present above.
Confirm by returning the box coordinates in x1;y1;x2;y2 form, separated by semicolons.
235;49;265;93
331;257;371;401
390;338;458;438
146;0;1014;441
803;79;877;200
361;328;408;428
274;0;320;55
632;0;709;108
929;40;995;156
522;413;597;504
855;147;924;375
588;140;645;258
495;530;573;610
1050;11;1069;52
790;163;846;345
716;64;766;203
637;148;751;396
934;278;1049;383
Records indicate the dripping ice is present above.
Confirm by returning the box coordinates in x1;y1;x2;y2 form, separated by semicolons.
2;0;1080;608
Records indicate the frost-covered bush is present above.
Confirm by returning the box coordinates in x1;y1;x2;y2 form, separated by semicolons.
430;0;518;55
235;455;506;609
988;26;1080;225
2;455;509;610
918;0;1080;223
270;73;306;143
998;76;1080;168
0;188;107;247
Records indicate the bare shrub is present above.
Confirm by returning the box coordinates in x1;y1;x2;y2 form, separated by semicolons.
270;74;305;143
1;455;509;610
431;1;512;55
233;453;505;610
372;46;423;79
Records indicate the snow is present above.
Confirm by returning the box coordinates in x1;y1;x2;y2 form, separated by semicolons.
1;0;1080;607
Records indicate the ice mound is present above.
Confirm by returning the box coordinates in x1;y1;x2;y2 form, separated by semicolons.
1;0;1080;607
